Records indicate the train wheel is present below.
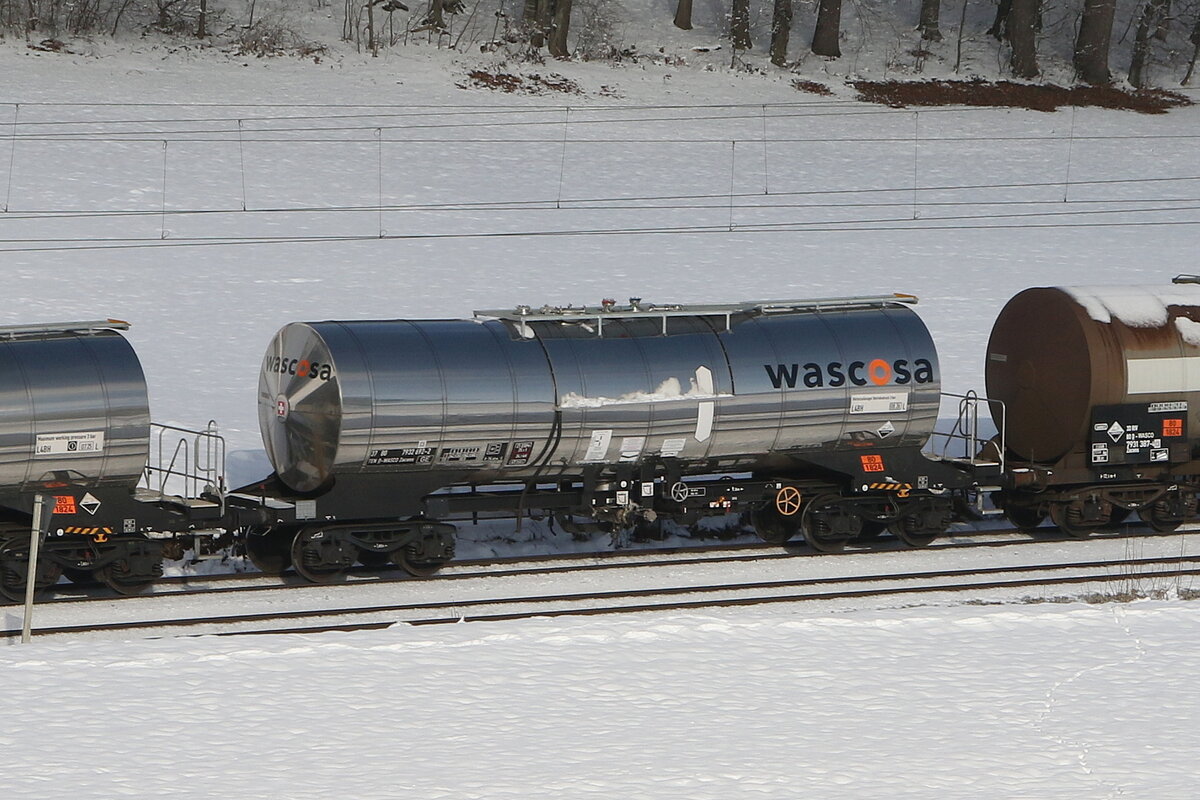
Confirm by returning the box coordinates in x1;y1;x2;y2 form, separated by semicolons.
1005;504;1046;532
0;561;48;602
1142;492;1196;533
244;526;295;575
97;566;154;596
96;537;162;596
886;519;936;548
0;573;21;604
290;528;349;584
0;541;63;602
394;550;446;578
800;496;855;553
750;505;798;544
1049;503;1099;539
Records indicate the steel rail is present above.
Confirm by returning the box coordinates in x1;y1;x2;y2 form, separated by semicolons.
10;554;1198;639
18;525;1195;606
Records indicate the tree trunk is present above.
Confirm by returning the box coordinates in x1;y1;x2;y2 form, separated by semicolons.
1008;0;1039;78
1129;0;1171;88
536;0;553;48
988;0;1012;39
1074;0;1116;85
367;0;376;54
811;0;842;57
548;0;571;56
197;0;206;37
424;0;447;29
673;0;692;30
919;0;942;42
730;0;751;50
770;0;792;65
522;0;542;47
1183;14;1200;85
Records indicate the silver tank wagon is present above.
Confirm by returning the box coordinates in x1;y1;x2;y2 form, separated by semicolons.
260;296;942;495
0;320;150;492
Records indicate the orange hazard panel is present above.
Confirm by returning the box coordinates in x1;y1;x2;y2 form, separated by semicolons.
860;454;885;473
53;495;77;514
1163;419;1184;437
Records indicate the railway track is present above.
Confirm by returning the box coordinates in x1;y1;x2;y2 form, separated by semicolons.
22;522;1196;606
8;531;1198;640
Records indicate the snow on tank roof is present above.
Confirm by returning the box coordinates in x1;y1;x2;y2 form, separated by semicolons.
1062;285;1200;328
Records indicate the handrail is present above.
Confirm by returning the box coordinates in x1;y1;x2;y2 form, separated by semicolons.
141;421;227;502
476;294;919;337
928;391;1006;473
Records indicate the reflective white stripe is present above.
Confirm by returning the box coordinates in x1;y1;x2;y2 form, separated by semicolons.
694;366;715;441
1126;357;1200;394
695;402;714;442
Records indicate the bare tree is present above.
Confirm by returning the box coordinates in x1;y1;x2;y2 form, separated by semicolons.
811;0;842;57
153;0;189;30
423;0;448;29
1184;12;1200;85
988;0;1012;38
1074;0;1117;85
919;0;942;41
673;0;692;30
770;0;792;65
548;0;571;55
1129;0;1171;88
1008;0;1040;78
523;0;549;47
731;0;751;50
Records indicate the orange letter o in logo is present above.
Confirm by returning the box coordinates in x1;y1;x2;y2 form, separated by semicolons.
868;359;891;386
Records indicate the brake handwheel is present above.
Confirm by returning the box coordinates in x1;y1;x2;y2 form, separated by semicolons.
775;485;803;516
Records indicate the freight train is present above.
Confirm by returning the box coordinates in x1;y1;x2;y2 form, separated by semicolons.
3;281;1200;601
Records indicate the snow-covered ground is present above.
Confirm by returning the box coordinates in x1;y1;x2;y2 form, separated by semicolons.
3;43;1200;798
5;602;1200;798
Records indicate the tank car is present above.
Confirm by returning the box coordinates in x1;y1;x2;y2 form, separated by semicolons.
0;320;228;600
241;294;974;580
986;280;1200;535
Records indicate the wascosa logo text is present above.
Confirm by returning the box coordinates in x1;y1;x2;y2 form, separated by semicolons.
264;354;334;382
764;358;934;389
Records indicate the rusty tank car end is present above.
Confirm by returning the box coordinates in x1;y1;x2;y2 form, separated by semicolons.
986;281;1200;535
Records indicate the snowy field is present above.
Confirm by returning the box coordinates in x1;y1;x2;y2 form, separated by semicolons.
5;603;1200;798
3;43;1200;797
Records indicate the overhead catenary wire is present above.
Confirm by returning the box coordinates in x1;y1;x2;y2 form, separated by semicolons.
0;208;1197;255
3;99;1195;253
0;173;1197;223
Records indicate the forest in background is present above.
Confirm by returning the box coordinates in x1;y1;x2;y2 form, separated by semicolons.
3;0;1200;88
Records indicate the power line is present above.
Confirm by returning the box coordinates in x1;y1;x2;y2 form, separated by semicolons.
1;173;1197;223
0;207;1196;254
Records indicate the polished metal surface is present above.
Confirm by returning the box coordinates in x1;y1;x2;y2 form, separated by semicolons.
261;301;941;494
0;328;150;490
